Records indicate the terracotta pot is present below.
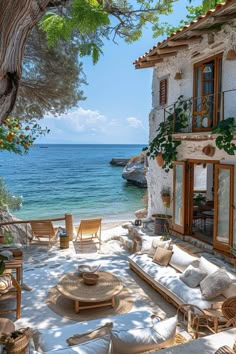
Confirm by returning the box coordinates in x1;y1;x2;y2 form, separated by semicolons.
161;195;170;208
202;145;215;157
0;235;5;244
156;154;164;167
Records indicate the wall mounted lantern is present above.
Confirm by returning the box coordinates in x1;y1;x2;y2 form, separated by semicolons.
174;71;183;80
226;46;236;60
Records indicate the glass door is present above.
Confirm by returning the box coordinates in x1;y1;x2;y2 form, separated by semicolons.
214;164;234;252
173;162;186;234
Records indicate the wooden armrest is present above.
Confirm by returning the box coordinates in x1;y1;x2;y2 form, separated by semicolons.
4;273;21;291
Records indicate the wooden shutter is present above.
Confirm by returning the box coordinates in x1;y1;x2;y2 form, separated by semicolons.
159;79;167;106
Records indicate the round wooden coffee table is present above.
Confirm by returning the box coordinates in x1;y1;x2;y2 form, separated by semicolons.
57;271;123;313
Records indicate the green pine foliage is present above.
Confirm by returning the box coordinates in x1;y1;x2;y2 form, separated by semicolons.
0;177;22;211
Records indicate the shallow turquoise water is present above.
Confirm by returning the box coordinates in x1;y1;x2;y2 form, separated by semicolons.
1;144;146;223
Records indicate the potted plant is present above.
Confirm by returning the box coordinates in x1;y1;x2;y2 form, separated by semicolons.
161;187;171;208
152;213;172;235
156;153;164;167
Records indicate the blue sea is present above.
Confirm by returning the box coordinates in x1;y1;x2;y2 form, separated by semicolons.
1;144;146;224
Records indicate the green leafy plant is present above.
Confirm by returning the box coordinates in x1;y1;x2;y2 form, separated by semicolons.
0;177;22;211
0;117;49;155
3;230;14;245
148;96;189;172
193;193;206;206
212;117;236;155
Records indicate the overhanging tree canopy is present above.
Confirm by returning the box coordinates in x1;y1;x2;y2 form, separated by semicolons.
0;0;176;125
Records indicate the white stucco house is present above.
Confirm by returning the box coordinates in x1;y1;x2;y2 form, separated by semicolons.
134;0;236;257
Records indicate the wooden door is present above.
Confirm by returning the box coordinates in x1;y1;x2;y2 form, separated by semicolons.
173;162;187;234
214;164;234;252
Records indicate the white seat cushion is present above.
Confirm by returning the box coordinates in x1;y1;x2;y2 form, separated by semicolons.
111;316;177;354
39;335;112;354
169;245;199;272
33;311;154;352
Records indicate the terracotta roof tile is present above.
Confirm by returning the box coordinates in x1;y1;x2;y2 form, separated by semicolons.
134;0;234;65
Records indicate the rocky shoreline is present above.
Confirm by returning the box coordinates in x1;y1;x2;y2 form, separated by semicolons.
122;152;147;188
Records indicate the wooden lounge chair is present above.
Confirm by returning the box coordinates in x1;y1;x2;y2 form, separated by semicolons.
30;220;57;248
76;218;102;249
0;273;21;319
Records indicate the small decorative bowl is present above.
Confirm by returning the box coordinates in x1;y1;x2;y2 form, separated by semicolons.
83;273;99;285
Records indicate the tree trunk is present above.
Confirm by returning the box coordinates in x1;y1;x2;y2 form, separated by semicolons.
0;0;49;124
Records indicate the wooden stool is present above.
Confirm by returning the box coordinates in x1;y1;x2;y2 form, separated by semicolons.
0;318;15;334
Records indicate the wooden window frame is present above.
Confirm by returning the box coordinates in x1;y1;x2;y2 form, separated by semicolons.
192;53;223;132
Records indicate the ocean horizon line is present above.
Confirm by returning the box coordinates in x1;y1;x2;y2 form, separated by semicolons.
35;143;147;146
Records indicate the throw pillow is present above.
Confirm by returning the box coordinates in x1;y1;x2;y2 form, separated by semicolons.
66;322;113;346
180;264;207;288
44;335;112;354
111;316;177;354
169;244;199;273
0;274;12;294
148;238;172;257
199;256;219;276
200;269;232;300
152;247;173;266
140;237;153;254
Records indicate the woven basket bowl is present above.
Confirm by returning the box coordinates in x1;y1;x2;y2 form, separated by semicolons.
83;273;99;285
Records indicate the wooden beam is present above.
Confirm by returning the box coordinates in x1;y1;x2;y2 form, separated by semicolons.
187;28;217;36
168;37;202;46
135;60;163;69
146;52;177;61
157;45;188;54
210;14;236;23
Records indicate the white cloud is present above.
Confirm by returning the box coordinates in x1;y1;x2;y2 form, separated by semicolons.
38;107;148;144
127;117;145;129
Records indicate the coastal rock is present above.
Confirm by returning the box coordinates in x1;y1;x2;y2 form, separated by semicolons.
122;153;147;187
110;158;130;166
135;208;147;219
0;209;32;245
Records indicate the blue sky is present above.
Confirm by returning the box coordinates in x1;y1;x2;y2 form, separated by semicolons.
38;0;202;145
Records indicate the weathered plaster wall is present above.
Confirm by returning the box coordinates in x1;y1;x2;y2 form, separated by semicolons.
147;23;236;221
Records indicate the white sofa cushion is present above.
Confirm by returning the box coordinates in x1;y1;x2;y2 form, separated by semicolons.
158;274;225;309
199;256;219;276
200;269;232;299
180;264;207;288
169;245;199;272
129;254;178;279
33;311;154;352
40;335;112;354
111;316;177;354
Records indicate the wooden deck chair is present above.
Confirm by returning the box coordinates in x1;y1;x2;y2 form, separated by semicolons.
30;220;57;248
76;218;102;249
0;273;21;319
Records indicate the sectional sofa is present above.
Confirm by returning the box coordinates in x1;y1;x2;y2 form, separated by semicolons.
128;237;236;311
